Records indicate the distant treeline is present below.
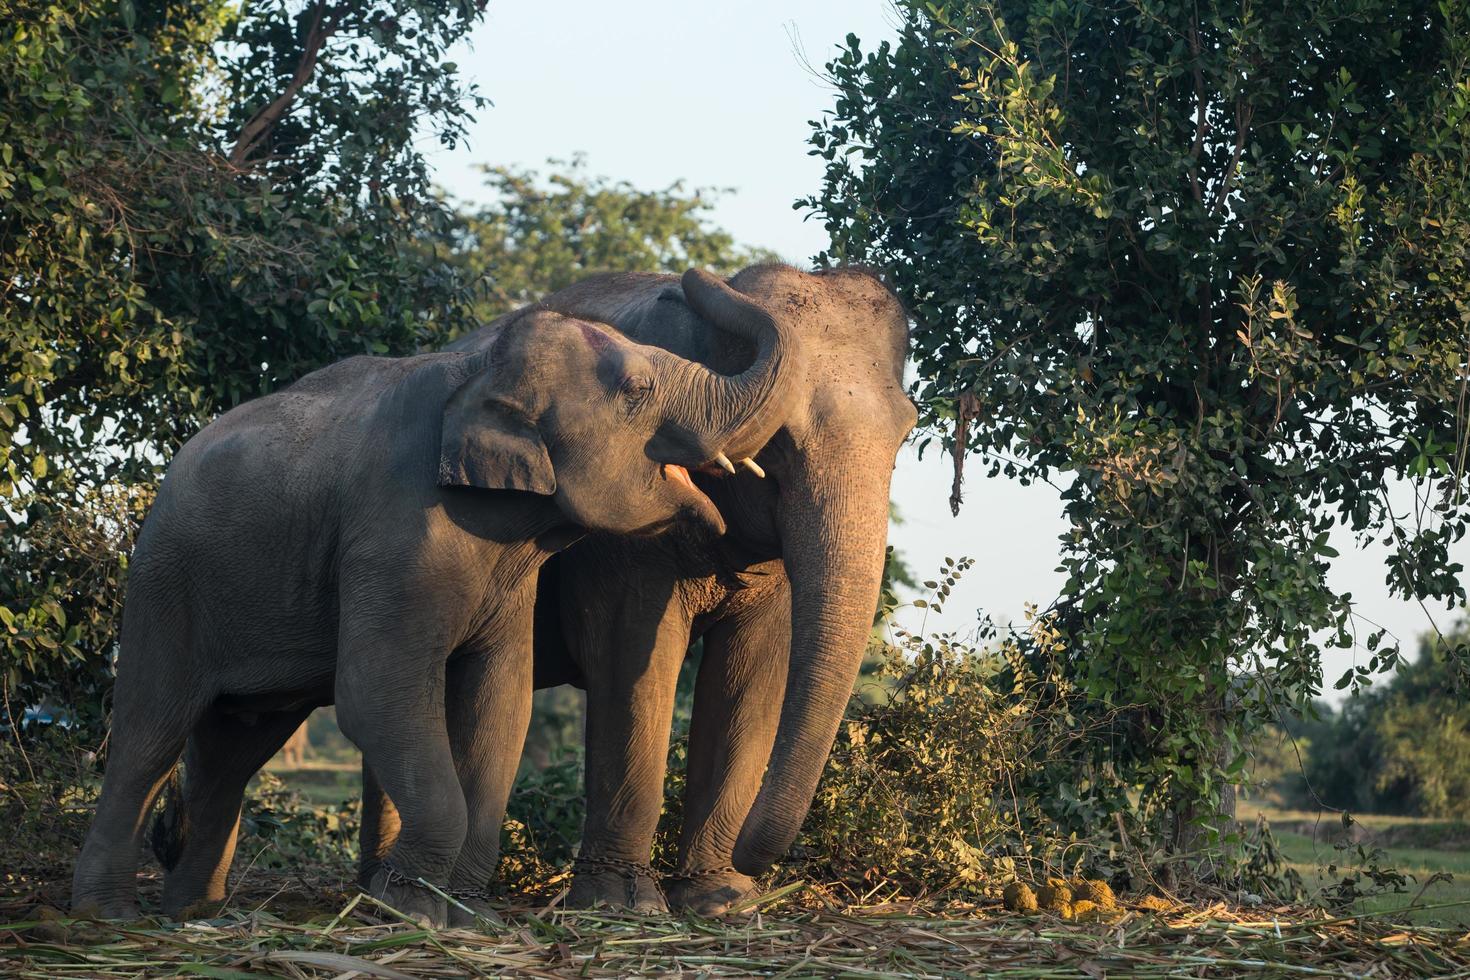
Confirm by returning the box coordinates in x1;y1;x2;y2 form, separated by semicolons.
1254;629;1470;820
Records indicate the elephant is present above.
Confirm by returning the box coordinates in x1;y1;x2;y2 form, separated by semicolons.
70;269;799;927
358;263;917;914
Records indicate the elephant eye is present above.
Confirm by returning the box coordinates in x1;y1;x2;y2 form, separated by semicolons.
620;375;653;413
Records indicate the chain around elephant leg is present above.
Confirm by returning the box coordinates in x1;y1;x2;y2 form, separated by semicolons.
662;865;759;917
569;853;667;912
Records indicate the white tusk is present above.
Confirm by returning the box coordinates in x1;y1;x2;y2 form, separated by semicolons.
713;452;736;474
739;457;766;478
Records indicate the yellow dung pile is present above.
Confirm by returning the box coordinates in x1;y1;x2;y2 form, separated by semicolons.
1002;878;1124;919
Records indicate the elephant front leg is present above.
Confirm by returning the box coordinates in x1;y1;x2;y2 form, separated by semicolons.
568;588;692;913
668;581;790;916
336;638;467;928
357;764;401;890
443;640;534;927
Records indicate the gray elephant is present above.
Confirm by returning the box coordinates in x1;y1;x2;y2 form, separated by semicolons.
71;269;797;927
360;264;915;914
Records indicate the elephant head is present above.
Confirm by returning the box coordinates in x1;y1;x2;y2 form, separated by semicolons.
544;264;916;874
439;269;798;539
706;267;914;874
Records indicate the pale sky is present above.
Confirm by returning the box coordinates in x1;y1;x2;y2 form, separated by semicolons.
432;0;1467;702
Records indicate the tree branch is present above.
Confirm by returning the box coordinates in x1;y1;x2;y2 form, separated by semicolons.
1187;11;1209;205
228;3;342;169
1212;100;1253;215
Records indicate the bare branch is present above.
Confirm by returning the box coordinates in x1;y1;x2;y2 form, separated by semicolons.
1211;100;1253;214
1187;11;1209;205
228;3;342;169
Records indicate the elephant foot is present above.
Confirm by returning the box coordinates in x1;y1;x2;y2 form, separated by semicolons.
28;905;119;946
664;868;759;917
567;856;667;913
163;898;222;922
364;865;447;928
445;885;504;929
70;895;141;921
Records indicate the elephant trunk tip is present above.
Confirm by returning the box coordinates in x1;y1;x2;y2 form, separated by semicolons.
732;826;785;878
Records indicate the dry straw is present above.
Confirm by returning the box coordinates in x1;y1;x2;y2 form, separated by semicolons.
3;885;1469;978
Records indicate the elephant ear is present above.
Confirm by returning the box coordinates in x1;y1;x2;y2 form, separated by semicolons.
438;365;555;495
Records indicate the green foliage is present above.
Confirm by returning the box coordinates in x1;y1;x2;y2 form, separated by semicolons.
239;771;361;870
498;757;584;891
436;159;778;326
798;564;1142;895
1;0;487;737
0;725;100;864
806;0;1470;861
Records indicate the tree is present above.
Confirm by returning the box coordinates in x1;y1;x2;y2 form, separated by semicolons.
1;0;486;736
805;0;1470;862
435;158;776;326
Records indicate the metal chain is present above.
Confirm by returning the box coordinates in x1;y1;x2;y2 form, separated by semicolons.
372;863;496;921
573;853;659;879
449;883;496;905
663;865;739;882
573;853;666;906
376;861;430;893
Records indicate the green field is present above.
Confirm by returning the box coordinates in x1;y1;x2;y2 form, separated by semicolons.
1242;804;1470;926
261;760;361;807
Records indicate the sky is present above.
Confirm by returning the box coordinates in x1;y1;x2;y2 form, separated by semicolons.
430;0;1468;701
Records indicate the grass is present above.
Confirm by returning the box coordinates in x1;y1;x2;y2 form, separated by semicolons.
260;760;360;808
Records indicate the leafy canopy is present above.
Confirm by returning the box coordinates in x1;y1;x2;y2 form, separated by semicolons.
1;0;486;726
806;0;1470;846
436;158;776;325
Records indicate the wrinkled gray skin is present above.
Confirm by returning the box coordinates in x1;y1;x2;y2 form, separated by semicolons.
362;264;916;914
70;270;797;927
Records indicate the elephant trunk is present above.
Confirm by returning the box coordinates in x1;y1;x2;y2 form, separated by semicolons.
731;441;893;874
657;269;797;463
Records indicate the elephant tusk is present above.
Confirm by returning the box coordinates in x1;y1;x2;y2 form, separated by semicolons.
713;452;737;474
740;457;766;478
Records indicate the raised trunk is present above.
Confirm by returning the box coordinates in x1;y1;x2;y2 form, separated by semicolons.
663;269;795;459
732;444;893;874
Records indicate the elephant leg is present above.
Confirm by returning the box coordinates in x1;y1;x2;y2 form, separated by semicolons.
357;763;401;890
160;706;313;917
667;580;791;915
72;660;207;919
337;641;466;928
443;643;534;926
567;573;690;912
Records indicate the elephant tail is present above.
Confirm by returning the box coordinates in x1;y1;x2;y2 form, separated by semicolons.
148;765;187;872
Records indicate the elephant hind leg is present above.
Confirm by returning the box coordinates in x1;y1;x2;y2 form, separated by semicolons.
667;578;790;916
159;706;313;917
71;666;208;919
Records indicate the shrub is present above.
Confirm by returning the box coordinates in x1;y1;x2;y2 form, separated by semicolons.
498;757;585;892
236;772;361;871
796;562;1144;897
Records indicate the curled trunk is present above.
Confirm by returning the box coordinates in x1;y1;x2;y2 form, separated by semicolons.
655;269;796;461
